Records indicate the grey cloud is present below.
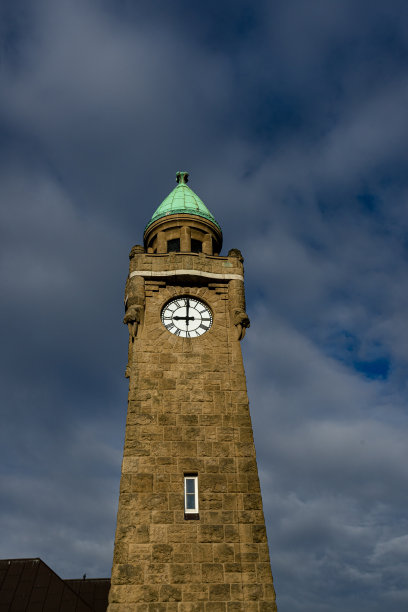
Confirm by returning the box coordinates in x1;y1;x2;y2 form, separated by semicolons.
1;1;408;611
244;306;408;611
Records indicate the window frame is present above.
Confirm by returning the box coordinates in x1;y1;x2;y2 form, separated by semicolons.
184;474;199;516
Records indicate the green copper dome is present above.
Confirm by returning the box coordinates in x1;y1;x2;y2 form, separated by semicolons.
145;172;221;231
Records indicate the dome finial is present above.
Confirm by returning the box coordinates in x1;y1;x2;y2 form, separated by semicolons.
176;171;189;185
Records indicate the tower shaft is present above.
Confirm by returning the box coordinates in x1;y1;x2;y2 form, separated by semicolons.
108;175;277;611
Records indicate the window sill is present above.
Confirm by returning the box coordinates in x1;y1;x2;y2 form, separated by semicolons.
184;513;200;521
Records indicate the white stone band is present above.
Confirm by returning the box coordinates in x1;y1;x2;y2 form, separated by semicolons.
129;269;244;281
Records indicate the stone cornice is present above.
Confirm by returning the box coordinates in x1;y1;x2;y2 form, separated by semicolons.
129;269;244;281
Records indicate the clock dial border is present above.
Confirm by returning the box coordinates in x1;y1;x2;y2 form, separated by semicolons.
161;296;213;338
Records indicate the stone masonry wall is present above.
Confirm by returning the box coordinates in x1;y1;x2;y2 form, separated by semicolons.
108;252;277;612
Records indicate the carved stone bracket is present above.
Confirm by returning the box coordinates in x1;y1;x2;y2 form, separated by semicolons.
228;278;250;341
233;308;250;340
124;275;146;378
124;305;142;339
129;244;145;259
228;248;244;263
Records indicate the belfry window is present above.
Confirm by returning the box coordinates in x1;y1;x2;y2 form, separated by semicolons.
191;239;202;253
167;238;180;253
184;475;199;516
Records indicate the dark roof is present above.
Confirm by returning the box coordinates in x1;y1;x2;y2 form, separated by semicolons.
0;558;110;612
65;579;110;612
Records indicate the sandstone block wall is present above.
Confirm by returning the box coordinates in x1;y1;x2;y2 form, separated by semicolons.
108;251;277;611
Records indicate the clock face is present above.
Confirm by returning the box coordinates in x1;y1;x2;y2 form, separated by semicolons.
161;297;212;338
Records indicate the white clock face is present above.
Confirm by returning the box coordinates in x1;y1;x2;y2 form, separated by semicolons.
161;297;212;338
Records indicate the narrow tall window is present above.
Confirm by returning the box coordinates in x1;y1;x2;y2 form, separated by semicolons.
191;239;202;253
167;238;180;253
184;475;198;515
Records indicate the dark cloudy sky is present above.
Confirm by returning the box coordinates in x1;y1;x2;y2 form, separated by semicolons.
1;1;408;610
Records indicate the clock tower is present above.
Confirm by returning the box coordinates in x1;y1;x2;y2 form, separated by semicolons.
108;172;277;611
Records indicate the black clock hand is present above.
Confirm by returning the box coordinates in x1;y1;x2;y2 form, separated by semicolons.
172;298;194;323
